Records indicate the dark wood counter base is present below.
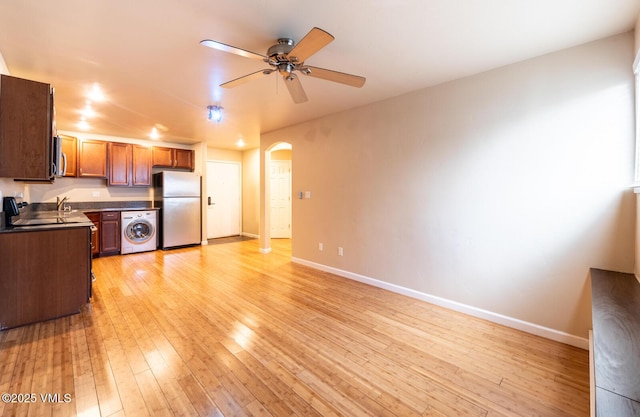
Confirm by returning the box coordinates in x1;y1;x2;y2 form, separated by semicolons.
0;226;91;329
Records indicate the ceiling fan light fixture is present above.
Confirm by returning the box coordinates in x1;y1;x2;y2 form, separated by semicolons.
207;105;223;123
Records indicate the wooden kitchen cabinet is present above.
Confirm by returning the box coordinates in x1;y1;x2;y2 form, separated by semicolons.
85;212;101;257
152;146;173;167
0;227;91;329
108;142;152;187
108;142;131;186
78;139;107;178
152;146;194;170
100;211;120;255
60;134;77;177
174;148;194;170
133;145;152;186
0;74;54;180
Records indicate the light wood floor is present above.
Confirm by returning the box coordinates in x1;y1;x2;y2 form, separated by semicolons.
0;239;589;417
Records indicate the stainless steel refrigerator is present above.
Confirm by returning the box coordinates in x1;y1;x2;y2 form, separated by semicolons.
153;171;201;249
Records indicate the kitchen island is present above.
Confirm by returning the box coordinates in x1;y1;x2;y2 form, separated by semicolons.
0;213;93;330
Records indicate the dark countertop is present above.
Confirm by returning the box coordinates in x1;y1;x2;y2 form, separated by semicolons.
0;212;94;233
1;201;157;233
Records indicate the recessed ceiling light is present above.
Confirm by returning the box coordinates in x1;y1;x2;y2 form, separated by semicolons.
236;138;245;147
149;127;160;140
77;119;90;130
88;83;105;102
80;103;95;118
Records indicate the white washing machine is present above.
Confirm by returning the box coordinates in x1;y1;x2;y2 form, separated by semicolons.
121;210;157;254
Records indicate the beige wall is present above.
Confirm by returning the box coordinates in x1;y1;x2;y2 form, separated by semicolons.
636;15;640;54
0;51;8;75
634;19;640;281
207;147;242;162
261;32;636;344
242;148;260;236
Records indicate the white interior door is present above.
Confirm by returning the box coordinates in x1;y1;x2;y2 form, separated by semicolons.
270;160;291;238
207;161;241;239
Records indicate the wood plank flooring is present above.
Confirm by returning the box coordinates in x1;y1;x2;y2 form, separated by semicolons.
0;239;589;416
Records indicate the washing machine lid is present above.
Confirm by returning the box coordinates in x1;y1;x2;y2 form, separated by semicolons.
125;219;155;243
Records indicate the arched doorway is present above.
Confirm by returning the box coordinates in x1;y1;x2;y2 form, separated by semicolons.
260;141;292;253
269;144;292;238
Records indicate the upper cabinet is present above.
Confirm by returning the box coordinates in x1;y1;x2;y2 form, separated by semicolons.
174;148;194;170
132;145;152;186
78;139;107;178
0;74;54;180
107;142;131;186
152;146;194;171
59;134;77;177
108;142;151;187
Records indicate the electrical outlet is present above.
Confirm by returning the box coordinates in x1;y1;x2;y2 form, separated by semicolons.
92;191;100;197
318;243;324;251
338;247;344;256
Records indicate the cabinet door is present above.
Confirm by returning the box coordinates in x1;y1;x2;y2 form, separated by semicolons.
152;146;173;167
0;74;53;180
85;212;101;257
174;149;194;170
0;227;90;329
60;134;77;177
78;139;107;178
132;145;152;186
108;142;131;186
100;212;120;255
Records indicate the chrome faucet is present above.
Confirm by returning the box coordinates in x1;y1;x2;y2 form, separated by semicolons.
56;196;69;212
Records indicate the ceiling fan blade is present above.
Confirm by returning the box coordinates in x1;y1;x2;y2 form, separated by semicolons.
303;66;366;88
283;74;308;103
200;39;266;60
221;69;274;88
287;27;334;63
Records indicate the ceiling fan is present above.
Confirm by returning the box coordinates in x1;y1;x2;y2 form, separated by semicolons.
200;27;366;104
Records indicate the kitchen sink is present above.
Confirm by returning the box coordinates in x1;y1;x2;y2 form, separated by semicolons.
30;210;80;218
11;210;89;226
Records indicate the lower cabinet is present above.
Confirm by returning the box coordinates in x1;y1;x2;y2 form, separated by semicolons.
85;212;101;257
0;227;91;329
100;211;120;256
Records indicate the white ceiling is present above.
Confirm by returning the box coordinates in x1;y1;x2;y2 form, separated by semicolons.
0;0;638;149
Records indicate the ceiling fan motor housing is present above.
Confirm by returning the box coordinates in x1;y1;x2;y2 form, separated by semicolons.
267;38;295;63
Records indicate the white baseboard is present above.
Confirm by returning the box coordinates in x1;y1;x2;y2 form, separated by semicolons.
291;257;589;350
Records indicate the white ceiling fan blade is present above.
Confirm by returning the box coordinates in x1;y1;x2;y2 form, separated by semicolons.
287;27;334;63
221;69;274;88
303;66;366;88
283;74;308;103
200;39;266;60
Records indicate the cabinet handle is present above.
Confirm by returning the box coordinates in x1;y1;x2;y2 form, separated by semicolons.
61;152;67;176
